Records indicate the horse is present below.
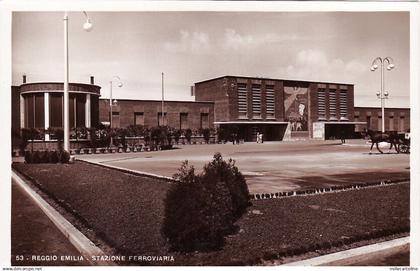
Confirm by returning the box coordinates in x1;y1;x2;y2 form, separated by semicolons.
363;130;401;154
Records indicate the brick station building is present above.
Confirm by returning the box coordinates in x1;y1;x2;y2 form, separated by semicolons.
11;75;410;143
98;99;214;130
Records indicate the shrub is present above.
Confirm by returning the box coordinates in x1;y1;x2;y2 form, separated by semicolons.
202;153;250;218
59;150;70;163
23;150;69;164
185;129;192;144
48;150;59;163
203;128;211;144
162;153;250;252
32;151;41;163
173;129;181;144
24;151;33;164
37;150;49;163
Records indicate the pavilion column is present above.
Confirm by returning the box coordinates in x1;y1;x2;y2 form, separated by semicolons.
85;94;91;128
44;93;50;140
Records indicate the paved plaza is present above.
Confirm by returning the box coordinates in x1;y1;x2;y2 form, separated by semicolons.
78;139;410;194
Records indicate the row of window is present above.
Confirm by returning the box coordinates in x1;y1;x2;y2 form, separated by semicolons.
355;115;406;132
237;83;275;119
111;112;210;130
24;93;94;129
317;89;348;119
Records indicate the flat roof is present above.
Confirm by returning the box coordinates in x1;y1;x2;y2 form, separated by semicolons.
323;122;367;125
354;106;410;110
195;75;354;86
214;121;288;125
99;98;214;104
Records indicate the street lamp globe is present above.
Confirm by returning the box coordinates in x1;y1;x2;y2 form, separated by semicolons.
83;19;93;32
117;82;123;88
384;91;389;97
387;63;395;70
376;91;381;98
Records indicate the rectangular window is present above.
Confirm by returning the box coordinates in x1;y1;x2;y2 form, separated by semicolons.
34;94;44;128
25;95;34;128
328;90;337;119
134;112;144;126
265;85;275;118
339;90;347;118
200;113;209;129
237;83;247;118
112;112;120;128
180;113;188;130
389;115;394;131
24;94;45;129
90;95;99;127
158;112;167;126
69;95;75;129
49;93;63;128
76;94;86;128
317;89;326;119
252;84;261;118
366;116;371;130
399;116;405;132
378;116;382;131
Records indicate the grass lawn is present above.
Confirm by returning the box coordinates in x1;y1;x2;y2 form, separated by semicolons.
12;161;410;265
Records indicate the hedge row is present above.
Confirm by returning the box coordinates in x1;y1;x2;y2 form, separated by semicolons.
24;150;70;164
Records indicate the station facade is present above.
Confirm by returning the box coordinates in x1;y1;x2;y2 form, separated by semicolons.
11;75;410;142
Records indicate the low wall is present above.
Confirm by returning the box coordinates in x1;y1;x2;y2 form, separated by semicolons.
18;136;216;152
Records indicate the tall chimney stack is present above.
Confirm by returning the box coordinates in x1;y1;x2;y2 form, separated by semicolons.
90;76;95;85
22;74;27;84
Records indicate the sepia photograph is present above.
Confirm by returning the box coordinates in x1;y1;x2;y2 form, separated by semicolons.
1;1;419;269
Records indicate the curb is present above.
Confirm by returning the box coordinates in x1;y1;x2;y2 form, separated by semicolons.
77;159;175;182
283;236;409;266
12;170;116;266
250;178;409;201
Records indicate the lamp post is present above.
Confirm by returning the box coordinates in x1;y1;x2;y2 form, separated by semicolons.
370;57;395;133
109;76;123;146
161;72;165;126
63;11;93;152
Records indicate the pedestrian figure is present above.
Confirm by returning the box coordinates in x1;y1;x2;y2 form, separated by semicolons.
260;133;264;144
256;132;260;143
340;129;346;144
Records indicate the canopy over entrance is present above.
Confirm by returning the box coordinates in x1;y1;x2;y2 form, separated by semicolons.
214;121;288;142
313;121;367;140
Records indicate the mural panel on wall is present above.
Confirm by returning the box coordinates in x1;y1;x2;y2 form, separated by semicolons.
284;86;308;131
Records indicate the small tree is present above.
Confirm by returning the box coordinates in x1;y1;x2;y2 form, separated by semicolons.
162;153;250;252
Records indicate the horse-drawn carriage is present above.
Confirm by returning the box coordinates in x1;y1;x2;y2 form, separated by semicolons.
398;132;410;154
365;130;410;154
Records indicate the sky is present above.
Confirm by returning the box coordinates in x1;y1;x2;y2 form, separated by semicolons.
12;11;410;107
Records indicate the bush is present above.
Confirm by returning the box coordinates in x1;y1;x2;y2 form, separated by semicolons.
203;128;211;144
48;150;59;163
59;150;70;163
162;153;250;252
24;150;70;164
24;151;33;164
202;153;250;218
173;130;181;144
185;129;192;144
